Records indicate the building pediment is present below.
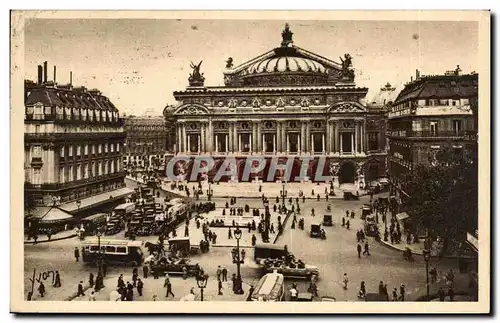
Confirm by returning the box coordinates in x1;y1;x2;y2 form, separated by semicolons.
173;104;209;116
328;102;367;113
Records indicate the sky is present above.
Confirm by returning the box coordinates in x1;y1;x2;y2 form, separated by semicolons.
24;19;478;116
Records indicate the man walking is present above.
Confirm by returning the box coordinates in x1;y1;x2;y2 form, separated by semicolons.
222;266;228;281
164;277;175;298
37;282;45;298
357;244;362;258
343;273;349;290
137;278;144;297
399;283;405;301
77;281;85;297
143;264;149;279
53;271;61;288
218;279;223;295
216;265;222;281
363;242;370;256
74;247;80;262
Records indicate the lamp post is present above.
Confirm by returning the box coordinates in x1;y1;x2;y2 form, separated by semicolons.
233;227;244;294
196;273;209;301
96;228;104;277
281;181;287;209
423;249;431;301
76;200;82;211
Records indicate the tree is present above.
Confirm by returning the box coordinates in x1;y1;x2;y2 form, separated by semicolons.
405;145;478;252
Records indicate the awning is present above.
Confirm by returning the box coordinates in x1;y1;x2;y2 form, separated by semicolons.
396;212;410;221
60;187;134;213
467;232;478;252
29;206;74;224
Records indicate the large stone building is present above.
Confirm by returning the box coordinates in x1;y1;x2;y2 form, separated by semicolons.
24;62;130;215
123;114;168;173
164;24;387;184
387;67;478;197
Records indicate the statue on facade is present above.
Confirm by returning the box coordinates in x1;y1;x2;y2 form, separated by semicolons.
281;23;294;47
339;54;355;81
226;57;234;69
188;61;205;86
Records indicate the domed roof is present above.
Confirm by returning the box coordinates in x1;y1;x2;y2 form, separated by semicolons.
242;56;328;75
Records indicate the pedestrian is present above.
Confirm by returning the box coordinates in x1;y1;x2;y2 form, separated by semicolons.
438;287;446;301
126;283;134;301
228;228;232;239
357;244;362;258
363;242;370;256
216;265;222;281
218;279;223;295
246;285;254;301
143;264;149;279
448;287;455;301
289;284;298;301
378;281;384;295
53;271;61;288
241;249;246;261
392;288;398;301
165;278;175;298
137;278;144;296
399;284;405;301
132;269;138;287
342;217;345;227
383;284;388;300
346;220;350;230
77;281;85;297
302;196;306;203
88;291;96;301
222;266;228;281
117;274;125;288
358;281;366;299
89;272;94;287
74;247;80;262
37;282;45;298
184;225;189;237
342;273;349;290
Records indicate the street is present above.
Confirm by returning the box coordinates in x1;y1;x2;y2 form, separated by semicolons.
24;179;466;302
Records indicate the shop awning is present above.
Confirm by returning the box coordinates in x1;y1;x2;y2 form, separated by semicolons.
59;187;134;213
396;212;410;221
29;206;74;224
467;232;478;252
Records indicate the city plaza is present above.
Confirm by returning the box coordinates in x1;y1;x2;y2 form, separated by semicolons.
23;23;477;303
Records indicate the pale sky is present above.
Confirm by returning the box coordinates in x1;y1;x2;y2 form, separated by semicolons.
24;19;478;116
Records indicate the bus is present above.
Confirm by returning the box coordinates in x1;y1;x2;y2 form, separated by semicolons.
253;243;288;265
80;213;107;235
113;202;136;217
250;271;285;302
81;238;144;266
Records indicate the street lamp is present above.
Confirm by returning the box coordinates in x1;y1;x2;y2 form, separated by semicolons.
207;181;213;201
96;227;104;277
196;273;209;301
233;227;244;295
76;200;82;210
423;249;431;301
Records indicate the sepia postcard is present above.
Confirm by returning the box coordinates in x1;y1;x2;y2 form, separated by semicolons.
10;10;490;314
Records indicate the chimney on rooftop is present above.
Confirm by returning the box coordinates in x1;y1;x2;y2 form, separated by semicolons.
411;76;413;82
43;61;48;83
416;69;420;79
37;65;43;84
70;71;73;85
53;65;57;83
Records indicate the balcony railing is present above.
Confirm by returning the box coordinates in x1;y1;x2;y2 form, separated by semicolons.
388;130;476;140
25;132;126;141
25;113;124;126
25;171;127;191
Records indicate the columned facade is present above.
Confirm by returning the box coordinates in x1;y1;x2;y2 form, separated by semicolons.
164;24;387;182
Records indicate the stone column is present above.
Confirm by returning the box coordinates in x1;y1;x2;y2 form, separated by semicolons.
238;134;242;153
187;134;191;153
197;134;201;153
233;122;238;153
298;135;301;154
208;120;213;152
286;133;290;152
182;124;187;153
326;121;330;153
200;124;205;153
322;133;325;153
351;132;354;153
300;122;306;153
225;134;229;153
176;124;181;153
249;133;253;152
305;121;310;152
273;134;277;153
257;123;262;152
360;121;364;153
281;122;286;153
276;122;281;152
228;124;233;153
334;121;339;153
252;122;257;153
215;134;219;153
263;134;267;152
340;131;343;154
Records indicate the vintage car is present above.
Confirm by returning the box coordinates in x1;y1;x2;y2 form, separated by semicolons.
262;258;320;279
310;223;325;239
105;220;124;235
323;214;333;227
136;226;153;236
150;257;202;277
364;215;379;237
168;237;201;257
361;204;372;220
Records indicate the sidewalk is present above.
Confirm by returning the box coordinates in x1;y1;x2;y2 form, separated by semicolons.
24;230;77;245
72;274;250;302
154;178;369;200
